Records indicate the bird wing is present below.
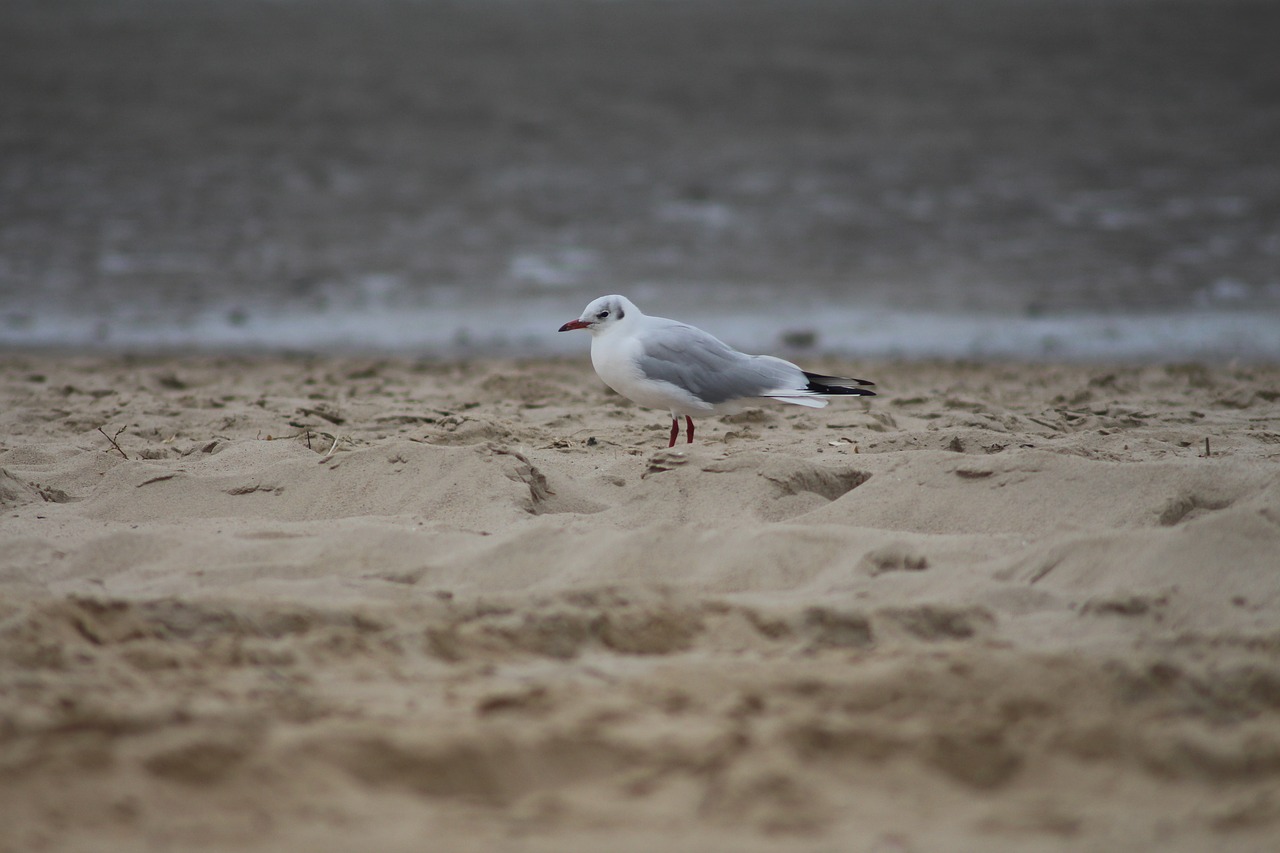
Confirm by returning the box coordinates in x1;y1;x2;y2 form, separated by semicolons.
635;320;803;404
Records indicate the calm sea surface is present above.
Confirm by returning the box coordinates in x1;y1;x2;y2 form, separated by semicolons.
2;0;1278;359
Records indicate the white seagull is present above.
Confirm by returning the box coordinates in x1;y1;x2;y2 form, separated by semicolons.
559;295;876;447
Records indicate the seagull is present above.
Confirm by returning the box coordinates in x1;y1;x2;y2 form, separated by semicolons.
559;295;876;447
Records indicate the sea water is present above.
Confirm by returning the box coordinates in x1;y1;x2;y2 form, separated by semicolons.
2;0;1278;360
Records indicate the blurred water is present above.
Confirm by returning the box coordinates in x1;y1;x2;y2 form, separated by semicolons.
2;0;1278;359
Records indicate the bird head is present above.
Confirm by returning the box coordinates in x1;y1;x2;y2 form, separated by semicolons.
558;295;637;334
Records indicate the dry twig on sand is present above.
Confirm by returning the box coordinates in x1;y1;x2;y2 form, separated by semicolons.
97;426;129;460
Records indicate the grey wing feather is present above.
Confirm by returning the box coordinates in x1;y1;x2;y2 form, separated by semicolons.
637;322;801;403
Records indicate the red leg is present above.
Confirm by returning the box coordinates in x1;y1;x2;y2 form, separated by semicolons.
686;416;695;444
668;418;679;448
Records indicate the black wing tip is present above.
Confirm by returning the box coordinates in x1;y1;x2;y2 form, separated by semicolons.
803;371;877;395
803;371;875;387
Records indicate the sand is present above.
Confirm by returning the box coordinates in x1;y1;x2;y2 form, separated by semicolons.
1;352;1279;851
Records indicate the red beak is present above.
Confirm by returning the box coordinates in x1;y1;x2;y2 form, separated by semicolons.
558;319;590;332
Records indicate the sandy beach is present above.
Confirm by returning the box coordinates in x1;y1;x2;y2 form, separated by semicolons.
1;353;1278;851
4;0;1279;847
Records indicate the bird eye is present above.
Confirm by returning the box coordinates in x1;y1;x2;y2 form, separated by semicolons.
596;310;610;320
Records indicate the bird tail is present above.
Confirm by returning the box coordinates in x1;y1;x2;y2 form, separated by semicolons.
802;372;877;397
758;371;875;407
761;395;829;408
